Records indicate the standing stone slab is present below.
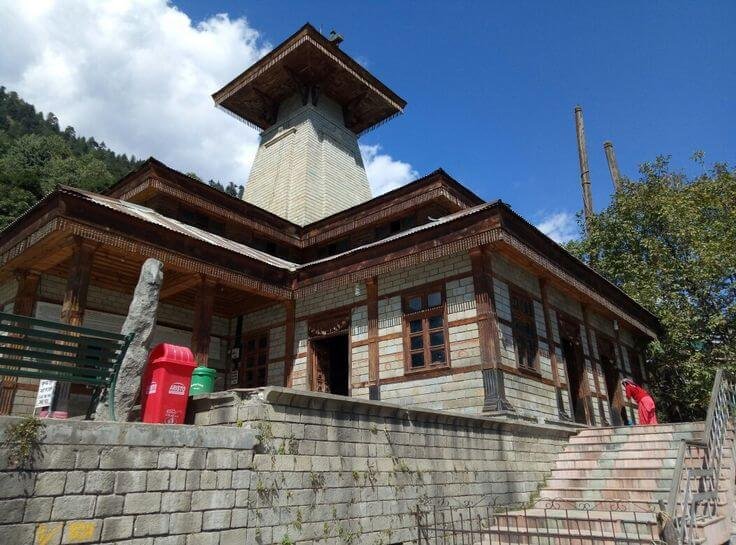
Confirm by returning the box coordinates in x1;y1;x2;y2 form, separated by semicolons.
95;258;163;421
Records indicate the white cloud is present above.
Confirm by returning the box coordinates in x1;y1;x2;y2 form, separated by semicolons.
0;0;270;183
360;144;418;196
535;211;579;244
0;1;417;196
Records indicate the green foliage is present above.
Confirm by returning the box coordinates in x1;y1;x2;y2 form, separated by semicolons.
0;88;243;230
2;416;45;470
0;88;141;229
208;179;245;199
567;156;736;421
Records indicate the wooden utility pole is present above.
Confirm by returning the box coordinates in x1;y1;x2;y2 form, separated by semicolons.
574;106;594;229
603;141;622;192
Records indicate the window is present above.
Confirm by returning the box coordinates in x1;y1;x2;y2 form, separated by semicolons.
374;215;416;241
510;290;538;371
241;332;269;387
403;287;449;371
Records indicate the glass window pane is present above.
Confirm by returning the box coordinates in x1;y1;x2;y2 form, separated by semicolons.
428;315;443;329
247;340;256;350
429;331;444;347
410;336;423;350
408;297;422;312
258;336;268;348
258;353;267;365
409;319;422;333
427;292;442;307
246;356;255;366
411;353;424;368
431;350;446;363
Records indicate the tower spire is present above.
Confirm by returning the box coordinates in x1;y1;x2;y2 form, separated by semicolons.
213;24;406;225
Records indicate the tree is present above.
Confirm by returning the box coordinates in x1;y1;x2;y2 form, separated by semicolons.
208;179;244;198
567;156;736;422
0;88;142;229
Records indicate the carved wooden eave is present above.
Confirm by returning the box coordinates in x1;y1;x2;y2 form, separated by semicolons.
104;159;301;242
212;23;406;135
300;169;483;246
293;205;659;340
0;179;659;338
0;195;292;301
102;159;482;251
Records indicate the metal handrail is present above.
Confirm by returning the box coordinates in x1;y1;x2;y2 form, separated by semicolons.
666;369;735;544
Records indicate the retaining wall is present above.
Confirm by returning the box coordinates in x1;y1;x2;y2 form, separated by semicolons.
0;389;575;545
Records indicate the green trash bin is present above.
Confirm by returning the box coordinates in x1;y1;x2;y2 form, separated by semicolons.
189;366;217;396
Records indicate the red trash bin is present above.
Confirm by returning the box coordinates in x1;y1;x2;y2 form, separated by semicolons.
140;343;197;424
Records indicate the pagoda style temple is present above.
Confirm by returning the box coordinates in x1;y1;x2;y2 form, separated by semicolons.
0;24;657;425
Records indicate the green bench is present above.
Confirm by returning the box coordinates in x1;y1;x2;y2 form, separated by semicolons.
0;311;133;420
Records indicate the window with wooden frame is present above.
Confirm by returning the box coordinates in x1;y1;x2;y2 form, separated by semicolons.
402;286;449;372
510;289;539;371
241;331;269;387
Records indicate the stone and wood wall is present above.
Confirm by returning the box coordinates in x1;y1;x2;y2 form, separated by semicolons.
239;248;647;425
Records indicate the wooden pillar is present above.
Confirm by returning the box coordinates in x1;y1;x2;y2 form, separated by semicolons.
54;238;97;417
539;278;572;422
574;106;594;229
470;247;513;412
13;270;41;316
582;305;609;426
60;239;96;326
282;299;296;388
603;141;622;192
366;277;380;400
0;270;41;416
191;277;216;367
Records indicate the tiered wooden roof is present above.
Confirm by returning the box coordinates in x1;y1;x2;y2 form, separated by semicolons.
0;156;660;336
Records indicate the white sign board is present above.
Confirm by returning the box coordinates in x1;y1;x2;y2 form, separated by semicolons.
35;380;56;408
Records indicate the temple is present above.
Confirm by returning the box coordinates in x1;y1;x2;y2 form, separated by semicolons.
0;23;657;426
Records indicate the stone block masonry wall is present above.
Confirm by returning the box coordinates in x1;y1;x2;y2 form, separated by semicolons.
0;417;257;545
191;387;575;545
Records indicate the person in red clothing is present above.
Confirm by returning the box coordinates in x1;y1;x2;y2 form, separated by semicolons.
622;378;658;425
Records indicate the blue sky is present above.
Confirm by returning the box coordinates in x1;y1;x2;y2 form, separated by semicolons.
2;1;734;241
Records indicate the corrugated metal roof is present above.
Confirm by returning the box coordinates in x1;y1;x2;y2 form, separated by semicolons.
60;186;299;271
59;186;496;272
300;201;498;268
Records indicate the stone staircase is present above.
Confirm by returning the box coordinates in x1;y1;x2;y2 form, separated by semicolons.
480;421;735;544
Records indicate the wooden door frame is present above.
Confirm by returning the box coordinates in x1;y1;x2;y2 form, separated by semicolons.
306;313;351;395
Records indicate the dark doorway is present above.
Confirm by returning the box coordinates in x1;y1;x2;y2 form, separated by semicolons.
598;339;629;426
559;318;590;425
310;334;349;396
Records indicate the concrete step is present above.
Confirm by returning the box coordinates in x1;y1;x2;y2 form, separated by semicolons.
537;496;729;510
567;436;705;448
540;487;669;501
575;422;704;437
554;458;678;470
569;432;700;447
558;446;684;458
477;524;658;545
550;467;676;479
547;478;672;490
